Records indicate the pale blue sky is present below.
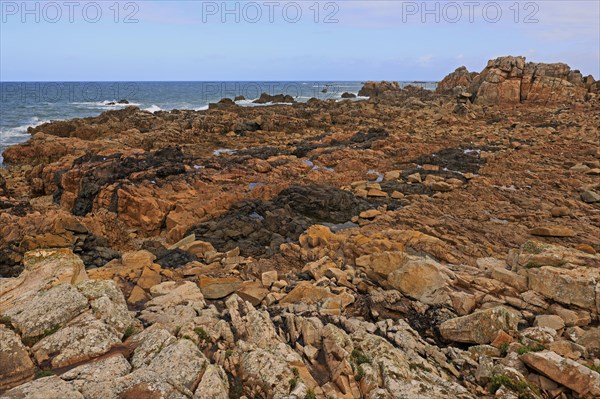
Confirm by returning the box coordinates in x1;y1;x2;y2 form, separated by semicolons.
1;1;598;81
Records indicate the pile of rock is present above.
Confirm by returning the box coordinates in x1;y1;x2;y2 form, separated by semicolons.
2;231;599;399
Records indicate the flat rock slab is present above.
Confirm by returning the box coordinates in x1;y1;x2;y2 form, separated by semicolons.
0;249;87;314
4;283;89;339
199;277;242;299
439;306;520;344
2;376;84;399
0;326;36;391
521;351;600;397
530;226;575;237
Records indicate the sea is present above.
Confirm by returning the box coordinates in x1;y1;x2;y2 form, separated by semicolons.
0;81;437;165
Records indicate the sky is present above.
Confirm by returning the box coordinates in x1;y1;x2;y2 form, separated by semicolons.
1;0;599;81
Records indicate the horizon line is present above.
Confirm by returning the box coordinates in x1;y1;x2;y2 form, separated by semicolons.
0;79;440;83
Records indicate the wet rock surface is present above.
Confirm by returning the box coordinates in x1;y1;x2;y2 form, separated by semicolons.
187;185;372;257
1;56;599;398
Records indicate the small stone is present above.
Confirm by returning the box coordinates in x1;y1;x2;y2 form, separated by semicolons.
549;305;585;327
225;247;240;258
491;330;514;349
167;234;196;250
180;240;215;258
137;267;162;290
546;340;586;360
367;188;387;197
261;270;278;287
128;285;149;304
263;293;278;306
570;163;590;172
422;164;440;171
581;190;600;203
426;181;453;192
407;173;422;183
236;281;269;306
550;206;570;217
577;328;600;357
366;171;381;181
468;345;500;361
391;191;405;199
304;344;319;361
273;280;288;289
121;250;156;269
254;159;272;173
324;268;349;283
359;209;381;219
533;315;565;331
302;257;337;279
355;188;368;198
491;267;528;292
565;326;586;342
446;178;464;188
384;170;401;180
576;244;596;254
199;277;242;299
530;226;575;237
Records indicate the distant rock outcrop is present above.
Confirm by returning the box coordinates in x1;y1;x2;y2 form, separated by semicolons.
437;56;598;104
358;81;400;97
252;92;296;104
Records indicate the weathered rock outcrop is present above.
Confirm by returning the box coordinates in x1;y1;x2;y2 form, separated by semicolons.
438;56;595;104
436;66;478;95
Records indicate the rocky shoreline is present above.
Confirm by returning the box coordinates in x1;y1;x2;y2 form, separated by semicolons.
0;56;599;399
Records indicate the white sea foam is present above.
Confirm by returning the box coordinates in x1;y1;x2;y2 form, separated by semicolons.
143;105;162;113
72;100;141;109
0;117;51;142
235;99;294;108
213;148;236;156
0;117;53;165
367;169;384;183
234;99;254;106
311;165;335;172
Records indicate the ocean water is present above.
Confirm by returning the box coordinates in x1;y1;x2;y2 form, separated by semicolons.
0;81;437;164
